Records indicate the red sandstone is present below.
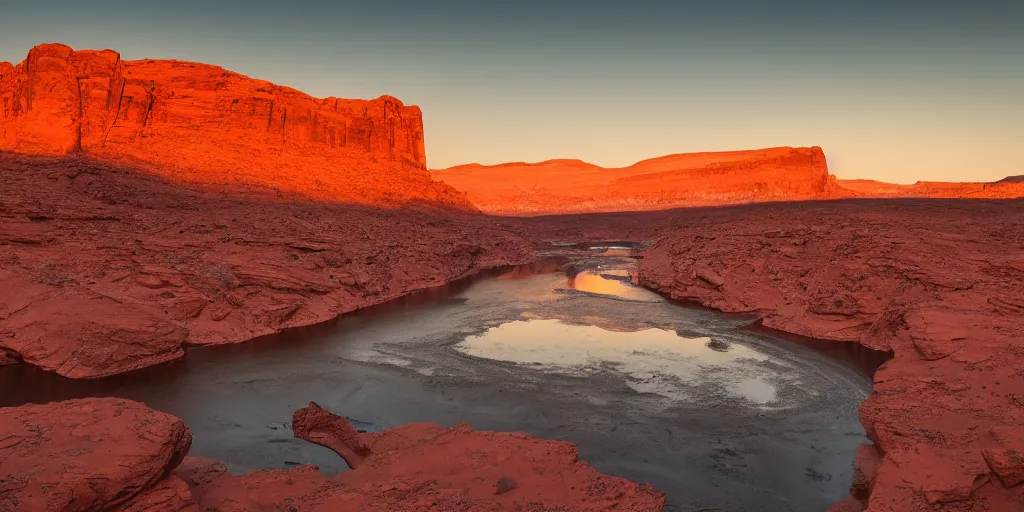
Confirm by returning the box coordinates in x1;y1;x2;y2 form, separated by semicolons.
1;43;473;210
837;177;1024;200
2;42;1023;511
433;146;839;215
628;201;1024;511
0;153;532;378
292;401;373;469
0;398;192;512
0;398;665;511
433;149;1024;216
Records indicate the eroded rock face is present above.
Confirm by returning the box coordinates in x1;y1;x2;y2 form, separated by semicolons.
184;404;666;511
635;200;1024;511
433;147;837;215
0;154;533;378
0;43;472;210
0;398;192;512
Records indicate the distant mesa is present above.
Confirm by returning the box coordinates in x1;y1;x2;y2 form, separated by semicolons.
433;146;841;215
0;43;474;210
4;44;1020;216
433;147;1024;216
835;176;1024;200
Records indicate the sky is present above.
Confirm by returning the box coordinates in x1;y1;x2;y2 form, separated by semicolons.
1;0;1022;183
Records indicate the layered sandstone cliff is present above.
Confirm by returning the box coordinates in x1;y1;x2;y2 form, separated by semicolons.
0;43;472;209
432;146;837;215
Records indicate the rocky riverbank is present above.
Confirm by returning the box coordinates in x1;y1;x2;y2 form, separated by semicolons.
634;200;1024;511
0;398;664;511
0;154;534;378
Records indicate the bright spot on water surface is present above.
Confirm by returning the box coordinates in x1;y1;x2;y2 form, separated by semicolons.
455;319;785;404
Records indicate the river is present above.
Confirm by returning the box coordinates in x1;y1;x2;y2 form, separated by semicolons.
0;246;885;511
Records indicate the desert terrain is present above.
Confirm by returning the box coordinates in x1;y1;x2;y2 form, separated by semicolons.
2;44;1023;511
433;149;1024;216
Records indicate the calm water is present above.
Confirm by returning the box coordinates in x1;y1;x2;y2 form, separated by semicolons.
0;253;887;512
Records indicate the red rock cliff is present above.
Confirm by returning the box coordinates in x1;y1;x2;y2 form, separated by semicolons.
432;146;837;215
0;43;473;210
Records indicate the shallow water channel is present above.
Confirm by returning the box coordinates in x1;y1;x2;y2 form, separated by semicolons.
0;248;882;511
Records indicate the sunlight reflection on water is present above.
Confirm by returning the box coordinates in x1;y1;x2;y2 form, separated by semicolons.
455;318;784;404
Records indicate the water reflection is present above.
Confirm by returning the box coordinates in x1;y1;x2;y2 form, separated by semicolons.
567;271;663;302
455;319;785;404
0;256;878;509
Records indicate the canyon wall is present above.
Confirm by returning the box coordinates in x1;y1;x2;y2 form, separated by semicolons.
0;44;472;210
432;146;838;215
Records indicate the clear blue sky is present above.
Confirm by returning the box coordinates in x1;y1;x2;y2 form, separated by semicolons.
2;0;1022;182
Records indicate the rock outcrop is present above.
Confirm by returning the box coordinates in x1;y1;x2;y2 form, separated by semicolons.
836;178;1024;200
0;398;192;512
0;154;532;378
292;401;372;469
432;146;839;215
635;199;1024;511
0;43;473;210
183;403;665;511
0;398;665;512
433;147;1024;216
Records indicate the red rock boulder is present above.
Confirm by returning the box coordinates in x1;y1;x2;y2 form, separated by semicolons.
0;398;192;512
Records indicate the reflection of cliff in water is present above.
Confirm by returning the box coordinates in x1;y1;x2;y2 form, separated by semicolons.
566;270;663;302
